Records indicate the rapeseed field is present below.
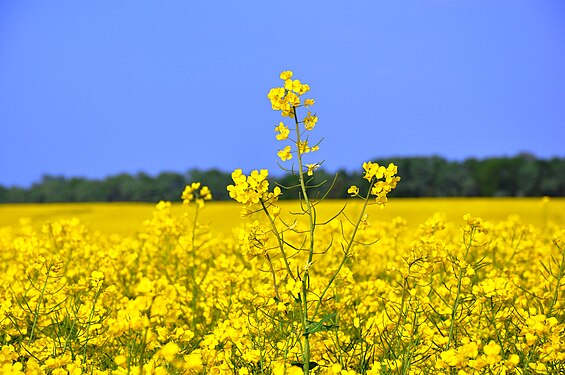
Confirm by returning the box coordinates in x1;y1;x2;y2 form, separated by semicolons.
1;72;564;374
0;198;561;237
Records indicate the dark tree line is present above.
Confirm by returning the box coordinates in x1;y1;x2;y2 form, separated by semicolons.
1;154;564;203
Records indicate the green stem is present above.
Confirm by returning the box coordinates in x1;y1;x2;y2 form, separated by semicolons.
82;286;102;363
548;242;565;316
191;204;199;252
301;279;311;375
260;200;295;281
190;205;200;331
447;226;475;349
292;107;315;265
313;178;375;318
265;252;281;301
29;264;52;344
292;106;315;375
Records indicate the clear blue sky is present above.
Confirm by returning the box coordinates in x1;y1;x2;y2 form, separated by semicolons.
1;1;564;187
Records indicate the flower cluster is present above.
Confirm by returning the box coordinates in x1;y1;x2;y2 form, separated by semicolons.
349;162;401;207
227;169;281;215
237;220;271;259
267;70;320;169
267;71;312;117
181;182;212;208
90;270;105;290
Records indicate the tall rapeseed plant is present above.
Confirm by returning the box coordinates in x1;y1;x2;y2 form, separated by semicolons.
227;71;400;374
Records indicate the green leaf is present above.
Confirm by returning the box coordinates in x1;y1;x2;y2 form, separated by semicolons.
304;312;338;335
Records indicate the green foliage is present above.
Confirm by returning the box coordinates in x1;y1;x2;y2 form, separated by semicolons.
2;155;565;203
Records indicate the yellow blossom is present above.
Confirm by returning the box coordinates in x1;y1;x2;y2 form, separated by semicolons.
182;182;212;206
275;122;290;140
114;355;127;367
182;351;203;372
483;341;502;365
303;111;318;130
90;270;104;289
278;146;293;161
347;185;359;196
280;70;293;80
227;169;281;216
306;163;320;176
304;98;315;107
159;342;180;362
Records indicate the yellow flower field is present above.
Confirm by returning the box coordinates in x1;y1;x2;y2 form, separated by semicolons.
1;71;564;374
1;198;564;374
1;197;562;237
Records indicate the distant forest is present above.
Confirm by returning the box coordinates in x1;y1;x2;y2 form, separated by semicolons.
2;154;564;203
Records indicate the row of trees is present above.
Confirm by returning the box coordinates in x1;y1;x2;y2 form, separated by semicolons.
2;154;564;203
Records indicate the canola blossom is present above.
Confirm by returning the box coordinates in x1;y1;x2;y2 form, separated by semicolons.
181;182;212;208
227;169;282;217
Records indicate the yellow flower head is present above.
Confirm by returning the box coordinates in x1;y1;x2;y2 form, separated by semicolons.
363;162;385;181
227;169;282;215
274;122;290;141
158;342;180;362
305;163;320;176
267;71;313;117
279;70;293;80
277;145;293;161
303;112;318;130
348;185;359;196
238;220;271;259
182;182;213;206
359;161;400;207
298;140;314;154
483;341;501;364
90;270;104;289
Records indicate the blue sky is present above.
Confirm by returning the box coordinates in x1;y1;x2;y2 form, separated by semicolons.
1;1;564;187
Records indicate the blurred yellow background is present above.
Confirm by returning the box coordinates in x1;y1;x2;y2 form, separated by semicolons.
1;198;562;237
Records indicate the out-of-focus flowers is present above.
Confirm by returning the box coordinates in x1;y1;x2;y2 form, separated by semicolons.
182;182;212;208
